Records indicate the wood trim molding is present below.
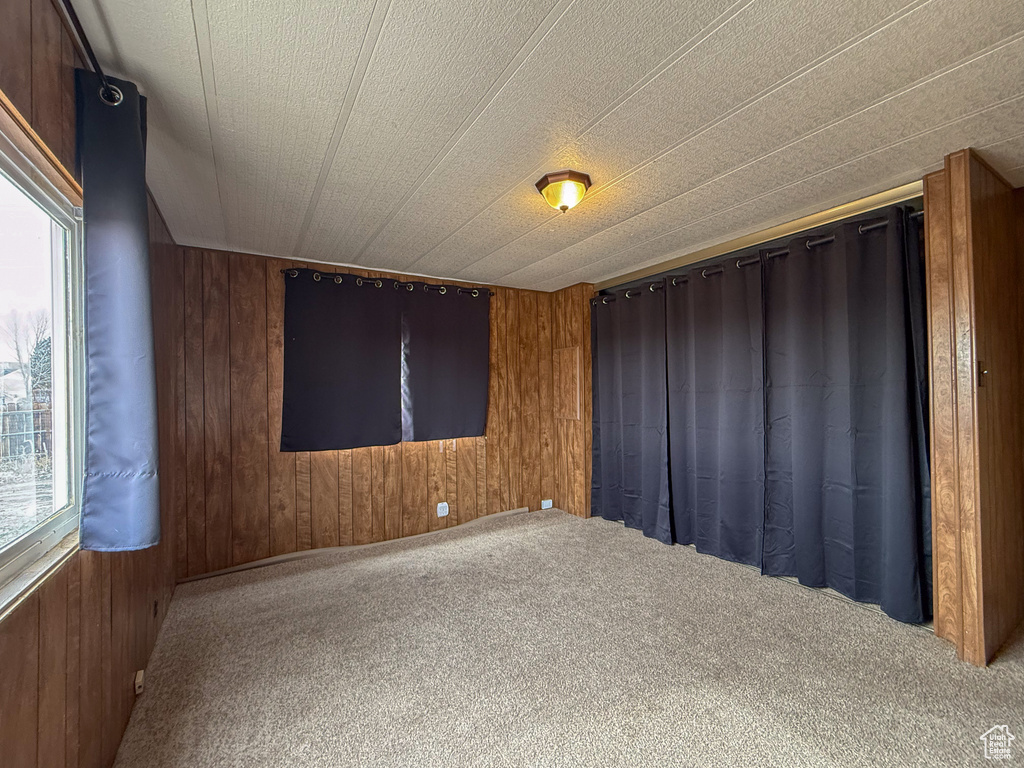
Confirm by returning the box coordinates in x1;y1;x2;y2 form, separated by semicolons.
0;85;82;205
925;148;1024;666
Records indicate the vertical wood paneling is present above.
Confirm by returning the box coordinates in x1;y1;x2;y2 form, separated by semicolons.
295;453;312;551
352;447;373;544
926;149;1024;665
505;291;522;509
59;30;76;180
266;258;296;556
65;555;80;768
923;170;961;649
183;250;207;577
475;436;487;520
457;438;477;524
229;254;270;564
538;294;554;502
78;551;102;768
310;451;340;549
519;292;540;511
338;451;353;546
383;445;402;540
0;594;40;768
202;252;232;572
427;441;447;532
0;0;33;119
370;446;386;542
173;249;593;574
445;439;459;525
402;442;429;536
30;0;62;158
38;567;68;768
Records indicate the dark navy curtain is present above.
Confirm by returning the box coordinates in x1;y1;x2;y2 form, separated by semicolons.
590;205;931;623
761;209;930;623
281;270;402;451
77;71;159;551
401;283;490;442
590;284;671;543
665;260;764;567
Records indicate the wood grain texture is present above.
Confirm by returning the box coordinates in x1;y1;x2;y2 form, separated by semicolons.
0;593;39;768
519;291;540;511
0;0;33;123
457;438;477;524
401;442;429;537
926;149;1024;666
266;258;296;556
183;250;207;577
923;170;962;650
168;248;591;574
202;253;233;572
229;254;271;564
30;0;63;165
310;451;340;549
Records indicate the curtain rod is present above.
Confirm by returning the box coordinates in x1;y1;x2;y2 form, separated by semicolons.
281;268;494;296
595;181;923;291
57;0;121;104
593;212;920;303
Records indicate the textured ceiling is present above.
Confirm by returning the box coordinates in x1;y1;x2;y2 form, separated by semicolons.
76;0;1024;290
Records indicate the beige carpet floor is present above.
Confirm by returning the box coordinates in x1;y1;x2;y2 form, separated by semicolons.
114;509;1024;768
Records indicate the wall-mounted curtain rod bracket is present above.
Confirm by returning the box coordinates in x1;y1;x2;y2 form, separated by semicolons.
858;220;888;234
58;0;121;104
805;235;836;249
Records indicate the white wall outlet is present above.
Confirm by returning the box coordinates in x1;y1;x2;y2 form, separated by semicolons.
134;670;145;695
437;502;449;517
541;499;553;510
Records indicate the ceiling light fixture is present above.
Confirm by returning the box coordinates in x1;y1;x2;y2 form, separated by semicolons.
535;170;591;212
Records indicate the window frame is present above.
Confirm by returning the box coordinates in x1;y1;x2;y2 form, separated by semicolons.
0;127;84;593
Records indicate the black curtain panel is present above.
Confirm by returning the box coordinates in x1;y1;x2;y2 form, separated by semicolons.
665;259;765;567
590;285;671;543
761;209;931;622
401;282;490;442
281;270;402;451
76;70;160;551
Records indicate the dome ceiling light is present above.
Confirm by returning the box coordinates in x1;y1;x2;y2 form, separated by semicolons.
535;170;592;212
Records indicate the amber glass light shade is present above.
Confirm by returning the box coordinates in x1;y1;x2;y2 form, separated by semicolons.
535;170;591;212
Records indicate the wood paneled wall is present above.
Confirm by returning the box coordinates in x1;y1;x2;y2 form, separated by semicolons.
0;0;82;182
924;148;1024;665
0;195;181;768
173;247;593;579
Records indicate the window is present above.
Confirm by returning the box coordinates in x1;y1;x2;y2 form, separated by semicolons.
0;148;81;590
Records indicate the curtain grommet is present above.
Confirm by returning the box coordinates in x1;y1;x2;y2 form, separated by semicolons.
99;84;123;106
439;286;447;295
701;269;709;278
313;272;322;282
287;269;299;278
356;277;363;286
374;279;383;288
334;276;342;284
602;296;611;304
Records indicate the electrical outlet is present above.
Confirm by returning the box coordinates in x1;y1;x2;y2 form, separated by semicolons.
134;670;145;695
541;499;553;510
437;502;449;517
